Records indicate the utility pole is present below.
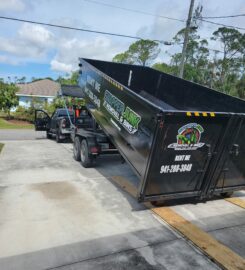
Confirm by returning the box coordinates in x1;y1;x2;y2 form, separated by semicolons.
179;0;195;78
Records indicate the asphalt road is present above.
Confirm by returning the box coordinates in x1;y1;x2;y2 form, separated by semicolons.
0;131;244;270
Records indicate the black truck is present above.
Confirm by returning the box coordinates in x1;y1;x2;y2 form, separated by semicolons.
35;108;74;142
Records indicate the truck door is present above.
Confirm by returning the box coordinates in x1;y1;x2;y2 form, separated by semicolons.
50;111;58;133
35;110;50;131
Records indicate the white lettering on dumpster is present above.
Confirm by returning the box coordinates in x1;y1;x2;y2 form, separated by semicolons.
174;155;191;161
160;164;193;174
87;75;101;93
84;86;101;108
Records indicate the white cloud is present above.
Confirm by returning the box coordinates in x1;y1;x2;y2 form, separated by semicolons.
0;36;47;58
0;23;54;60
137;1;187;41
50;59;73;73
18;23;54;46
0;0;25;12
0;18;127;73
0;54;20;65
50;36;126;73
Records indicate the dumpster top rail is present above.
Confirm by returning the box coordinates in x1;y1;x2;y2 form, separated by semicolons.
81;58;245;115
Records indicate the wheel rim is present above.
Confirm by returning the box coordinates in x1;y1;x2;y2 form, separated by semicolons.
81;143;86;162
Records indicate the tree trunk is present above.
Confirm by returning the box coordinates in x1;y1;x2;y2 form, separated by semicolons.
7;110;11;120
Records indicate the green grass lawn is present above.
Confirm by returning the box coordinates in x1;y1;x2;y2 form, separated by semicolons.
0;118;33;129
0;143;4;153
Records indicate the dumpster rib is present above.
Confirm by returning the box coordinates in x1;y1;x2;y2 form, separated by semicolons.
110;175;245;270
225;197;245;209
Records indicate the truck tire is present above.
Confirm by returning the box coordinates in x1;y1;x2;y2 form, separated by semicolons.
73;137;81;161
46;131;52;139
80;139;93;168
221;191;234;198
56;129;62;143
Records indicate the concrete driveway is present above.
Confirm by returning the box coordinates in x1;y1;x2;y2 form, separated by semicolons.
0;132;244;270
0;129;45;140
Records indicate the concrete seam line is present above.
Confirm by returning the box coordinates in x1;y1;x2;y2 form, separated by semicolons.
225;198;245;209
111;175;245;270
44;238;179;270
206;223;245;233
151;207;245;270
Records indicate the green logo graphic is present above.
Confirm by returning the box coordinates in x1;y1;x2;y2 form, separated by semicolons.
168;123;205;150
103;90;141;134
123;107;141;131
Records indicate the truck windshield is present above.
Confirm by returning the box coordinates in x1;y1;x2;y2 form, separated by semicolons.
58;110;74;117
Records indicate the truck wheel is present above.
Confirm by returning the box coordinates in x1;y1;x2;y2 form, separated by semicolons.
80;139;93;168
56;130;62;143
73;137;81;161
151;200;165;207
221;191;234;198
46;131;52;139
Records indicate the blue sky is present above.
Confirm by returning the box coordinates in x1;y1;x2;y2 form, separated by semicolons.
0;0;244;82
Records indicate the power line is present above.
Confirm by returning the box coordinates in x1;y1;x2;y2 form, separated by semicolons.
0;17;243;54
202;14;245;19
175;41;238;55
82;0;185;22
0;15;171;44
83;0;245;31
198;18;245;31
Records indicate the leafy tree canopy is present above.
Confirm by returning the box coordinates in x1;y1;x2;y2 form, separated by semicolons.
0;82;19;117
113;39;160;66
56;71;79;85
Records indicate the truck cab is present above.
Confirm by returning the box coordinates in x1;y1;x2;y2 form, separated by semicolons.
35;108;74;142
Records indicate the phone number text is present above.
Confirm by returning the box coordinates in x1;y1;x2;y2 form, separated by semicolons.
160;164;192;174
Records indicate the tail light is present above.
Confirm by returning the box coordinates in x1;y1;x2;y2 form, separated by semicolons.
75;109;80;118
90;146;99;154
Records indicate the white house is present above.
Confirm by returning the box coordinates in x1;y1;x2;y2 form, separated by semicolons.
16;79;60;107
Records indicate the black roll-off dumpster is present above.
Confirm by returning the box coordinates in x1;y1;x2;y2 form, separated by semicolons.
78;58;245;202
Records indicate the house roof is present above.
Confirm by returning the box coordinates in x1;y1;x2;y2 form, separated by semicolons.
16;79;60;97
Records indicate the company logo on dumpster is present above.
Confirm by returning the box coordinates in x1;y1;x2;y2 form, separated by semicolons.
168;123;205;151
103;90;141;134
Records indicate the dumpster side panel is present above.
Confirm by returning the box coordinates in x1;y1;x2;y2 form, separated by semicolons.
79;60;159;178
140;113;231;201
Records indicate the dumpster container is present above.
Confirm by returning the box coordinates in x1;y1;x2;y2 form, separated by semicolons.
78;58;245;202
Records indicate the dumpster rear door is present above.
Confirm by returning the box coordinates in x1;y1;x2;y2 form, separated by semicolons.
139;112;233;201
210;115;245;193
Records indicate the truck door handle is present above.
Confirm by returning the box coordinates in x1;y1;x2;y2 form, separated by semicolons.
230;144;239;156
